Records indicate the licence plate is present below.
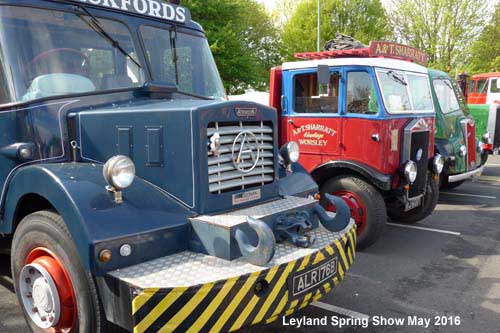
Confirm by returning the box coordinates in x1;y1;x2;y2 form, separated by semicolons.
290;258;337;297
405;196;422;211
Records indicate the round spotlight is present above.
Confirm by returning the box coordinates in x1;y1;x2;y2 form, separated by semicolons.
459;145;467;157
404;161;418;184
103;155;136;190
280;141;300;164
433;154;445;174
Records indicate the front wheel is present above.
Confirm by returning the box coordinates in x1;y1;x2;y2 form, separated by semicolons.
321;176;386;250
388;174;439;224
11;211;108;333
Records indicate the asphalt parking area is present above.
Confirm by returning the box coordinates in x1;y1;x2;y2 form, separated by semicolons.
1;156;500;333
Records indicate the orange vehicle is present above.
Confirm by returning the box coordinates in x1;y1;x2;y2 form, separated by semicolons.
466;72;500;105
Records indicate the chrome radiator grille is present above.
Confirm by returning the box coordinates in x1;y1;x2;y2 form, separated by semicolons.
207;121;275;194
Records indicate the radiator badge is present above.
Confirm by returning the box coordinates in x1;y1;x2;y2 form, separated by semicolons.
232;131;261;173
233;189;261;205
235;108;257;118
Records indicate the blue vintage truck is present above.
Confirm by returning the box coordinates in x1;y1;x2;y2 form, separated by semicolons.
0;1;355;332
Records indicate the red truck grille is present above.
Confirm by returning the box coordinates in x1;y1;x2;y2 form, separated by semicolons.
461;119;477;170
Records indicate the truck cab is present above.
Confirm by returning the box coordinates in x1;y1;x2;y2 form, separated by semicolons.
429;69;488;189
270;42;445;249
0;1;356;332
466;72;500;105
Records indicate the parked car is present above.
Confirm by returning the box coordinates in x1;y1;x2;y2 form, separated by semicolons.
0;1;356;332
429;69;488;189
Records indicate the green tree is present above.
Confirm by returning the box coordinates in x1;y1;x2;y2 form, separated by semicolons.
467;3;500;73
389;0;488;71
280;0;392;61
182;0;281;94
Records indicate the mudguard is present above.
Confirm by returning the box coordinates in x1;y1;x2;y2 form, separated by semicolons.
278;162;318;197
2;163;194;275
312;160;392;191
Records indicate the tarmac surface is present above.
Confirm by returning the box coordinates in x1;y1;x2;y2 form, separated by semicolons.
1;156;500;333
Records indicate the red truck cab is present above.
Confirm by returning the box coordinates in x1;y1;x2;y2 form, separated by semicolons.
270;44;444;249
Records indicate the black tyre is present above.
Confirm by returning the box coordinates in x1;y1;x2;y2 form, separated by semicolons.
388;174;439;224
11;211;110;333
321;176;386;250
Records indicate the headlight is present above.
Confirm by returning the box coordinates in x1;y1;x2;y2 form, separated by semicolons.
404;160;418;184
280;141;300;164
433;154;445;174
483;132;491;144
103;155;136;190
477;140;484;154
459;145;467;157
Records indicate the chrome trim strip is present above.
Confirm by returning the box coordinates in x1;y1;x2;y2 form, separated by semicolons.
448;165;484;182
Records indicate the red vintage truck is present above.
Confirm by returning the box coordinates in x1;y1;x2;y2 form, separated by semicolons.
264;42;445;249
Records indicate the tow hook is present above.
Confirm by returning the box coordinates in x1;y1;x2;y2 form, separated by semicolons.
275;211;315;248
314;194;351;232
234;217;276;266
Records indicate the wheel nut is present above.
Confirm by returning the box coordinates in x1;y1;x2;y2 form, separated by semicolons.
32;307;38;313
26;292;32;298
40;316;47;322
25;278;31;284
29;268;35;275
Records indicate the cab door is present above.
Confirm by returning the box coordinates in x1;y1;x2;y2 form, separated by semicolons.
282;68;343;172
340;67;385;171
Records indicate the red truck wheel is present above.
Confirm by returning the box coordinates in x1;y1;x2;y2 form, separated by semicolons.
11;211;109;333
321;176;386;250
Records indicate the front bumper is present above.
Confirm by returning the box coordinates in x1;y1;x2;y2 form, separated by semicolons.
106;222;356;333
448;165;485;183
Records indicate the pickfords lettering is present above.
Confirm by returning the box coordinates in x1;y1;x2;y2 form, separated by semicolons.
74;0;188;23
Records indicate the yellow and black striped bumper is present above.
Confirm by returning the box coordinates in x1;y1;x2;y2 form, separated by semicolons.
108;224;356;333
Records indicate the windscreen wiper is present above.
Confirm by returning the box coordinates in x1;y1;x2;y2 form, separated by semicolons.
387;70;407;86
73;5;142;69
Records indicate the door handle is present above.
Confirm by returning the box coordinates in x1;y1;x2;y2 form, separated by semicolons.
371;133;380;142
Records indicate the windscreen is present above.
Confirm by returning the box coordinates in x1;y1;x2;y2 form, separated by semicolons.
433;79;461;114
140;26;226;100
0;5;145;104
376;69;434;113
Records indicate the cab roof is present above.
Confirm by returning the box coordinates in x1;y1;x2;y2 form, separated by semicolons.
281;57;429;74
471;72;500;79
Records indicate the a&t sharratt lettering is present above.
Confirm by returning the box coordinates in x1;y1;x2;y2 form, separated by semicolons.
0;1;356;332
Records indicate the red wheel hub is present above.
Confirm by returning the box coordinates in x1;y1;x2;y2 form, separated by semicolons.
23;247;77;332
327;191;367;235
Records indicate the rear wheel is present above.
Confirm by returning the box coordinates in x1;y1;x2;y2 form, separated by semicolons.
388;174;439;224
321;176;386;250
11;211;108;333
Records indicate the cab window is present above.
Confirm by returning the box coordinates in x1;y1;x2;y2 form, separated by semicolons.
294;71;340;114
468;80;476;94
477;79;488;94
346;71;379;114
433;79;460;114
0;5;145;103
491;79;499;93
